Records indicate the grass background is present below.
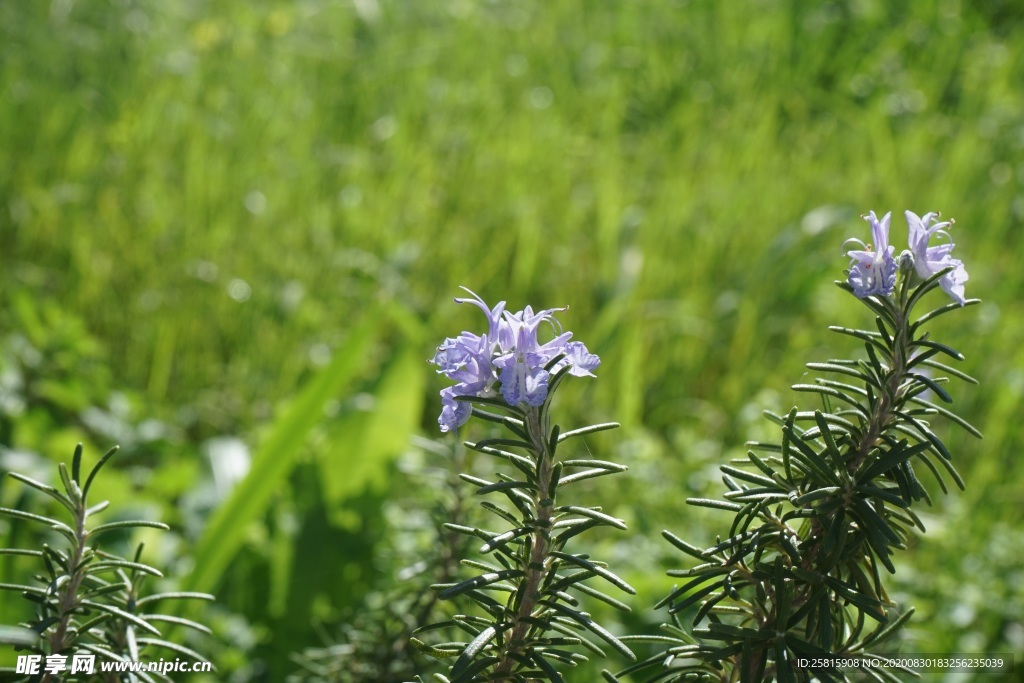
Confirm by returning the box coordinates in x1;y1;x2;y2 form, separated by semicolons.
1;0;1022;680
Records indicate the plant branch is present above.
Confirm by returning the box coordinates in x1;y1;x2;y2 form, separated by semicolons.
493;407;553;681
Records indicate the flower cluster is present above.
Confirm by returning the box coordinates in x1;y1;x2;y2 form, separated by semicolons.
906;210;969;304
845;210;969;304
845;211;898;299
431;288;600;432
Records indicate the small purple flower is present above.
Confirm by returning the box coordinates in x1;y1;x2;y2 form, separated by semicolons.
432;332;494;390
438;385;474;433
454;287;506;348
495;355;550;407
430;288;600;431
499;305;568;356
906;211;969;305
845;211;898;298
561;341;601;377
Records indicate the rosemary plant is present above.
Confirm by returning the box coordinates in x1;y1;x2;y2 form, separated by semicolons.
0;444;214;682
618;210;979;683
414;289;635;682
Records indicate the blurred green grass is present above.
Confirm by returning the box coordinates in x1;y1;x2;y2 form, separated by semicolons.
2;0;1022;680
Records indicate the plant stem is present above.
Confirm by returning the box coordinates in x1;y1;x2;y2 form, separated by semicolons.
43;500;89;683
852;299;909;473
493;407;554;680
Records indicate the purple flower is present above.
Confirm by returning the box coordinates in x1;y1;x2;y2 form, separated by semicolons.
499;304;568;355
492;321;563;406
845;211;898;298
906;211;968;305
495;355;550;407
430;288;601;431
432;333;495;390
454;287;506;348
561;341;601;377
432;333;492;432
438;385;474;433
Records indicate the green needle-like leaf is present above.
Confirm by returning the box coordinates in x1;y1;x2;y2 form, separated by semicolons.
90;520;171;537
449;626;497;679
6;472;77;513
557;422;620;441
82;445;120;504
549;552;635;594
542;601;636;661
437;570;525;600
556;506;627;530
78;600;162;636
0;507;75;536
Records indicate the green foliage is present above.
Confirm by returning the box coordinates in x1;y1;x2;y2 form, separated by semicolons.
288;438;473;683
623;270;980;682
415;369;634;682
0;445;214;682
185;315;379;597
2;0;1022;679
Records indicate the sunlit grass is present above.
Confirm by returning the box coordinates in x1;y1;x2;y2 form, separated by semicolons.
2;0;1022;678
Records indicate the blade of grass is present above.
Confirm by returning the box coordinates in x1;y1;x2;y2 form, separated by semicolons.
183;315;378;596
